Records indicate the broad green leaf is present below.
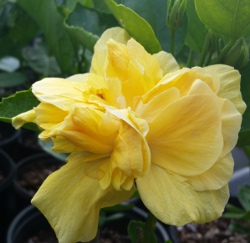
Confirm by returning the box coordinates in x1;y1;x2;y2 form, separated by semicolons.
185;0;207;52
0;56;20;72
0;72;27;88
238;185;250;211
238;61;250;146
104;0;162;54
16;0;75;74
195;0;250;39
0;90;39;124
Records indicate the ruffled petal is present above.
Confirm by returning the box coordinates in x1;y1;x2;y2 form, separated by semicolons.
135;87;180;123
35;103;67;130
204;64;246;114
54;107;118;154
153;51;180;75
91;27;131;75
185;153;233;191
32;153;135;243
12;109;36;129
148;81;223;176
136;164;229;226
219;99;242;157
32;77;87;110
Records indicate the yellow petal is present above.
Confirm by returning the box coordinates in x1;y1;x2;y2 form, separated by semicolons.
136;164;229;226
35;103;67;130
185;153;233;191
55;107;117;154
106;108;151;176
106;39;129;82
12;109;36;129
32;153;135;243
135;87;180;123
220;99;242;157
148;81;223;176
153;51;180;75
111;120;150;178
160;67;220;96
32;77;87;110
91;27;131;75
204;64;246;114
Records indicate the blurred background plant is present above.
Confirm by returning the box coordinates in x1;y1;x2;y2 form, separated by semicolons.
0;0;250;242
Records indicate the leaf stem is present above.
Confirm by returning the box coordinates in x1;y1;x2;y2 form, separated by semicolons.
187;48;194;67
170;29;175;55
210;39;235;65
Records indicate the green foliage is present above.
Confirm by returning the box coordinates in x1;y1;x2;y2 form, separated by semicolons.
195;0;250;40
238;62;250;146
0;89;39;130
224;185;250;238
128;220;157;243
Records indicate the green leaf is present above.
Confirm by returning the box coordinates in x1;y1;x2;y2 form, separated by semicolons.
238;61;250;146
17;0;75;74
0;90;39;126
238;185;250;211
128;220;157;243
0;72;27;88
195;0;250;40
185;0;207;52
104;0;162;54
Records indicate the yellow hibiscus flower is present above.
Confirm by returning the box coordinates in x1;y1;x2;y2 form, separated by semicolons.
12;27;246;243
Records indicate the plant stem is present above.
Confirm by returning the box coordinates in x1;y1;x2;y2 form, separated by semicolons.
142;211;157;243
210;39;234;65
170;29;175;55
187;49;194;67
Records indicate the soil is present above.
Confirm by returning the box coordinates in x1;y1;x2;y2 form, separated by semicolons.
25;226;131;243
176;217;249;243
17;162;62;196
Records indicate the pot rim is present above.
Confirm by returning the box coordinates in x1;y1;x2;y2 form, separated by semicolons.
0;149;16;192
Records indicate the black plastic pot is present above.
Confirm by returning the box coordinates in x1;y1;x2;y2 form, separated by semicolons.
16;129;42;160
13;153;66;211
0;149;16;193
0;149;16;243
7;205;170;243
0;122;20;148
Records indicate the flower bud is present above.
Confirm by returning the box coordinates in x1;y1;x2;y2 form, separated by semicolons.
166;0;187;30
222;38;249;69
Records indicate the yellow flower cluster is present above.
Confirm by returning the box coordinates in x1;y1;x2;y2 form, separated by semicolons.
13;27;246;243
